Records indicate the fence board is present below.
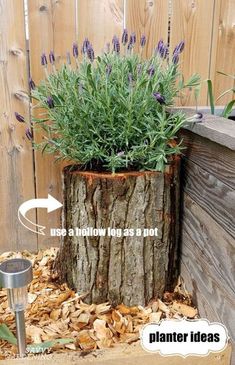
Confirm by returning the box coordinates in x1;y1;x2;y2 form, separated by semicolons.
126;0;169;58
0;0;37;252
28;0;76;248
77;0;124;55
170;0;215;106
210;0;235;104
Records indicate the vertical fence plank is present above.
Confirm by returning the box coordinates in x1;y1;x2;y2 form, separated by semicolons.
210;0;235;105
77;0;124;55
126;0;169;58
0;0;37;252
170;0;216;106
28;0;76;248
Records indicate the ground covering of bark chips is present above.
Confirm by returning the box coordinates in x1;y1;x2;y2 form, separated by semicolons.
0;248;198;359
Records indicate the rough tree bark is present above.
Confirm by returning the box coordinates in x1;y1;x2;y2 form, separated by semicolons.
56;158;180;306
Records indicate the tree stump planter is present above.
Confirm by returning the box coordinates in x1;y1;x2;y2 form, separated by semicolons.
56;157;180;306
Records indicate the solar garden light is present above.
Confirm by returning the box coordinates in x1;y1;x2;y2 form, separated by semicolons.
0;258;33;357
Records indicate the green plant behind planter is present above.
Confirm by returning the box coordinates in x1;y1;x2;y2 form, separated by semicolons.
18;34;200;173
207;72;235;118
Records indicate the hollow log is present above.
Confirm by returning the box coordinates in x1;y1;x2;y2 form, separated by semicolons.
56;158;180;306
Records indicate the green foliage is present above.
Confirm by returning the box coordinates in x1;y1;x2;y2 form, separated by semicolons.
32;48;200;172
0;323;74;354
207;72;235;119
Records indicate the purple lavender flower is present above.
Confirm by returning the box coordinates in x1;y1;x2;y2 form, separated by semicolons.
87;44;95;62
72;42;79;58
176;40;185;54
112;35;120;54
29;77;36;90
121;29;128;45
49;50;55;64
66;51;71;65
15;112;25;123
155;40;169;59
25;128;33;141
153;92;166;105
129;32;136;45
82;38;90;54
137;64;142;74
194;112;203;119
46;96;54;108
41;53;47;66
172;53;179;65
156;39;164;54
106;64;112;76
147;66;155;77
128;73;133;83
140;35;146;47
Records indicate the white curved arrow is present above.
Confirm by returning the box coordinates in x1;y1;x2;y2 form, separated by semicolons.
18;194;63;235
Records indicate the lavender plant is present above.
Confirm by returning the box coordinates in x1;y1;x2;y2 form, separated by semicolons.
20;33;200;172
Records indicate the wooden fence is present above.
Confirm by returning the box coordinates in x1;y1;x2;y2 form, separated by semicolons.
0;0;235;252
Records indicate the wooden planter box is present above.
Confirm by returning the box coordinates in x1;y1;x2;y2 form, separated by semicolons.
179;109;235;365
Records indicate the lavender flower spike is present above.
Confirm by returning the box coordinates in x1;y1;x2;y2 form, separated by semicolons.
121;29;128;45
15;112;25;123
106;64;112;76
112;35;120;54
153;92;166;105
129;32;136;45
72;42;79;58
82;38;90;54
29;77;36;90
49;50;55;64
140;35;146;47
41;53;47;66
25;128;33;141
147;66;155;77
157;39;164;53
176;40;185;53
172;53;179;65
46;96;54;109
87;44;95;62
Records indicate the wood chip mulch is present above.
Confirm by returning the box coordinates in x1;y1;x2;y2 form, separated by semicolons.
0;248;198;359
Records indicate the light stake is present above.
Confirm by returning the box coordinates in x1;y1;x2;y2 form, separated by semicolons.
0;258;33;357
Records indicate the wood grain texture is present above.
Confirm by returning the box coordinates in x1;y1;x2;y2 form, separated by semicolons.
181;230;235;342
126;0;169;58
170;0;215;106
180;129;235;189
57;161;180;306
182;194;235;297
2;342;232;365
77;0;124;55
0;0;37;252
28;0;76;248
210;0;235;104
182;158;235;238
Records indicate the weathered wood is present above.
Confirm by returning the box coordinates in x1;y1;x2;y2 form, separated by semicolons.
180;129;235;189
182;158;235;239
210;0;235;104
77;0;124;56
28;0;76;248
170;0;215;106
0;0;37;252
182;194;235;298
183;112;235;151
57;161;180;306
126;0;169;58
2;342;232;365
